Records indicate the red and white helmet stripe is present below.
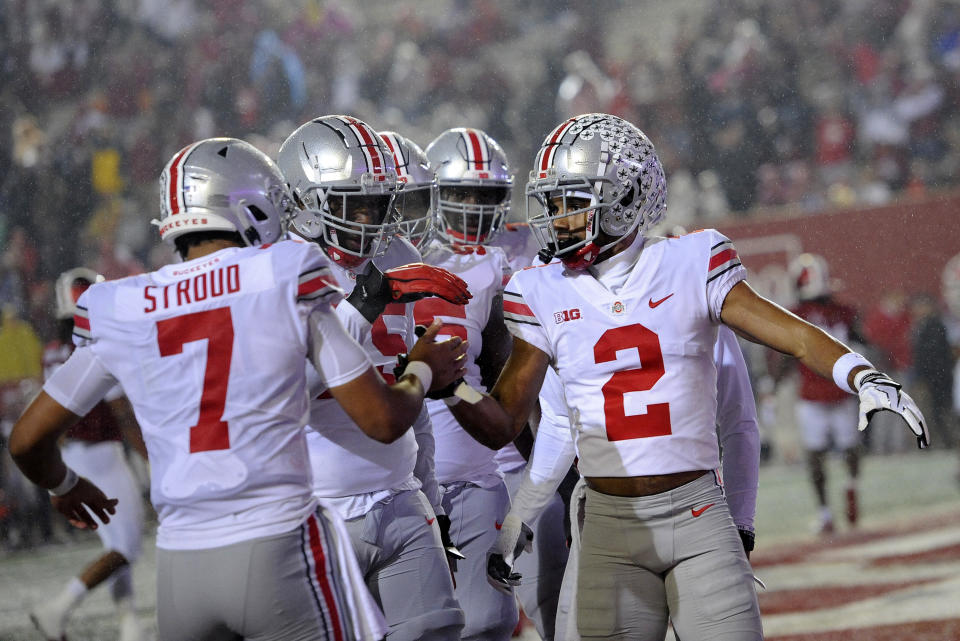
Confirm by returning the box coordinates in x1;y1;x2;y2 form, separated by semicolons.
462;128;490;171
379;132;408;180
537;118;577;176
337;116;387;175
160;141;204;218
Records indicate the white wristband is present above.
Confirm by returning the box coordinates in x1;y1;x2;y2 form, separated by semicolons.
402;360;433;394
832;352;873;394
442;382;485;407
49;467;79;496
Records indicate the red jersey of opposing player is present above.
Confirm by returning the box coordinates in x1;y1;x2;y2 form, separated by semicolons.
791;299;858;403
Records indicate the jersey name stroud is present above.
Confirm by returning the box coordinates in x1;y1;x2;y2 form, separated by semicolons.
143;264;241;313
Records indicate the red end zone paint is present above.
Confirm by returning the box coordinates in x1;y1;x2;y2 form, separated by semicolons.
767;618;960;641
759;579;937;615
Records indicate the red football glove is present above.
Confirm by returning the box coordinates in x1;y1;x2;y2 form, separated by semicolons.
384;263;471;305
347;262;471;323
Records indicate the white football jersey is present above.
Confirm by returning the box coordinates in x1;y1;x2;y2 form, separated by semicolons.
306;237;423;503
45;240;356;550
504;230;746;478
421;240;511;485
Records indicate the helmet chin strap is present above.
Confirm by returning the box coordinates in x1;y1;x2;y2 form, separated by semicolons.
559;241;601;270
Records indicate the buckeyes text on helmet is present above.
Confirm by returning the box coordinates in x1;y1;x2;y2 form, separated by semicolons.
155;138;294;247
379;131;437;248
425;127;513;246
525;113;667;268
277;115;401;268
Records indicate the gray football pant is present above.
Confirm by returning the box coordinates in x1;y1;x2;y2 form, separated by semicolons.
502;467;570;641
157;512;352;641
441;480;518;640
577;473;763;641
342;489;464;641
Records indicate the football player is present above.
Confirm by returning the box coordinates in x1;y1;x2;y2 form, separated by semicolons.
490;325;761;640
447;113;928;640
786;253;865;534
419;127;518;641
278;117;467;641
9;137;468;641
29;268;149;641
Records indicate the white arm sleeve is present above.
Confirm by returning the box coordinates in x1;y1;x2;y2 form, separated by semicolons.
509;369;578;524
307;303;373;389
43;346;119;416
335;297;374;341
714;325;761;532
412;405;444;515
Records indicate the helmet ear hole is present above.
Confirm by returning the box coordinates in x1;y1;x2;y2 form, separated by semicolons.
248;205;269;222
619;185;635;208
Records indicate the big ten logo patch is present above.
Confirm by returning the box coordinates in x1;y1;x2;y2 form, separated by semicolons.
554;308;581;324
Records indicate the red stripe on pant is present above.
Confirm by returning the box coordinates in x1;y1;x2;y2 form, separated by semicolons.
307;515;345;641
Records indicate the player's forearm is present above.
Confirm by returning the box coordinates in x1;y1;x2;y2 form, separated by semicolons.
722;282;860;387
9;392;79;490
373;377;428;443
449;394;521;449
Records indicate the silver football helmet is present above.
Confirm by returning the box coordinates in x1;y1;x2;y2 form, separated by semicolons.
425;127;512;246
379;131;436;248
526;113;666;269
54;267;104;320
278;115;400;268
155;138;294;246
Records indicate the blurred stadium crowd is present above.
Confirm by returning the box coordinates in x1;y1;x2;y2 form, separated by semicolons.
1;0;959;549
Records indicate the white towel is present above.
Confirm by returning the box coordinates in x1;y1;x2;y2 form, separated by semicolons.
316;499;388;640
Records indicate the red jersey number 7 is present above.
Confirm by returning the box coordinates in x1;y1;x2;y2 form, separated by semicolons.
157;307;234;452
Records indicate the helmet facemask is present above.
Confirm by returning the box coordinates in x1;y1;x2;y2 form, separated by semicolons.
438;185;510;245
297;177;399;268
394;184;436;248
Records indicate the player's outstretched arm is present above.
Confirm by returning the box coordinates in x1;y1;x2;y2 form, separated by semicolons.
9;391;119;529
330;320;468;443
449;336;550;450
721;281;929;448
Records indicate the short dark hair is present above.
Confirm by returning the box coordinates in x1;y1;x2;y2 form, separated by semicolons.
174;230;245;260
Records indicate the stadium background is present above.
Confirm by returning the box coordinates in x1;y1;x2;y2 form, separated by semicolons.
1;0;959;639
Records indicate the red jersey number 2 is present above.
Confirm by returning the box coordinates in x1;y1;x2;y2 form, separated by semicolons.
593;323;671;441
157;307;234;452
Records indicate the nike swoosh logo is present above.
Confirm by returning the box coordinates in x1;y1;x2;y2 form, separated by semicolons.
649;293;674;308
425;517;435;525
495;521;503;530
691;503;715;517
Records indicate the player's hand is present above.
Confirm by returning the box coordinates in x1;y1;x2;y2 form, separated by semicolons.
436;514;466;562
346;262;470;323
395;324;468;400
855;369;929;449
384;263;471;305
486;513;533;595
406;320;468;392
50;477;119;530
